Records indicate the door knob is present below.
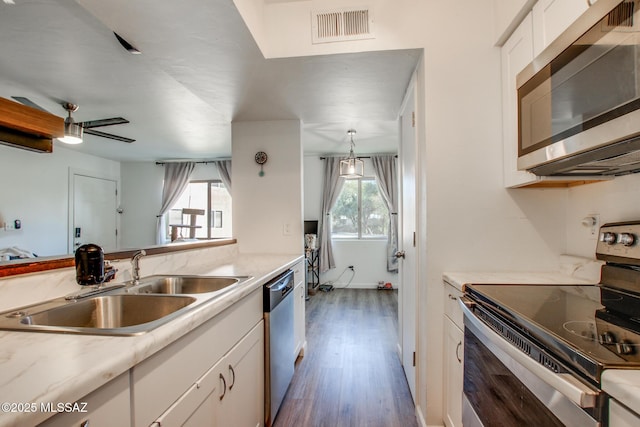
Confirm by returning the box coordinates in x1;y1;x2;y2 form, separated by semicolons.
395;251;405;259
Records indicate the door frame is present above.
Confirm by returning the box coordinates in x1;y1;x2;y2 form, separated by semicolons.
67;168;121;254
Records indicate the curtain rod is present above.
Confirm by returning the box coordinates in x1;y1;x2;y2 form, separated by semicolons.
319;155;398;160
155;159;230;165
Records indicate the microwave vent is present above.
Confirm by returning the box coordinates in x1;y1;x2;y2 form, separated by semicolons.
584;150;640;168
312;7;374;44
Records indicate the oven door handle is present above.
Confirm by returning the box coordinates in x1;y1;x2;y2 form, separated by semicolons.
459;297;599;410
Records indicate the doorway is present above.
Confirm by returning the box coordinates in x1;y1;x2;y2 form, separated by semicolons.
69;170;119;253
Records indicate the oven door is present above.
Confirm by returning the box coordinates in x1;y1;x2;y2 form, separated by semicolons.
460;298;603;427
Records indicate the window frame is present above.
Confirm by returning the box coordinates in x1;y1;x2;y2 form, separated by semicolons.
330;176;388;241
166;179;231;240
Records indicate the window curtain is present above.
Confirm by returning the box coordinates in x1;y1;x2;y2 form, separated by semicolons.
156;162;196;244
214;160;232;195
319;157;345;273
371;155;399;272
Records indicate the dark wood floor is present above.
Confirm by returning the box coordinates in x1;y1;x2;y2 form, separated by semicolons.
274;289;418;427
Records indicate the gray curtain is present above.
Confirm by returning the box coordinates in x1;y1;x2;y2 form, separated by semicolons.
319;157;345;273
214;160;232;195
372;155;399;272
156;162;196;244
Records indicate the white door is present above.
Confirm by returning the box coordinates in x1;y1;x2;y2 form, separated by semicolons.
72;173;118;252
399;83;417;400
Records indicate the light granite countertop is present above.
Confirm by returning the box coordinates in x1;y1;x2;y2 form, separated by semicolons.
443;255;603;292
443;270;597;292
602;370;640;417
0;252;303;427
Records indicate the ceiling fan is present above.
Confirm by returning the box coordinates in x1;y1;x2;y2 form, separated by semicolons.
12;96;135;144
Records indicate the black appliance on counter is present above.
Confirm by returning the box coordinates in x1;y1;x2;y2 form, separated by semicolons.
461;221;640;427
75;243;105;285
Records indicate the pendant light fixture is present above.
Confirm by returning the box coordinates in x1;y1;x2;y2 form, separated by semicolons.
58;103;83;145
340;129;364;178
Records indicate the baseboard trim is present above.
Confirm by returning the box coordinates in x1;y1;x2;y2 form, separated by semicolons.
416;405;427;427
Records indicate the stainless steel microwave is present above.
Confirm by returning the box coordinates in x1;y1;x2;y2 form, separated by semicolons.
517;0;640;176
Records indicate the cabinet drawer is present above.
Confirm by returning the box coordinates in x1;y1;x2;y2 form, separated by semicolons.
444;283;463;329
38;372;130;427
292;260;304;287
132;287;262;427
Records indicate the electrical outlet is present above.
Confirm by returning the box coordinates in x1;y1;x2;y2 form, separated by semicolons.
4;221;15;231
283;223;292;236
584;214;600;240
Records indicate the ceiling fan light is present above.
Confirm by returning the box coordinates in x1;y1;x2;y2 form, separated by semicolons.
59;121;83;144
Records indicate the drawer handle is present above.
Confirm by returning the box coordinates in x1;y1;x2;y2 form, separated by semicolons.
228;364;236;390
219;373;227;400
456;341;462;363
448;294;457;301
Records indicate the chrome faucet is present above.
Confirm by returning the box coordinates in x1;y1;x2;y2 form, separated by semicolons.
131;249;146;284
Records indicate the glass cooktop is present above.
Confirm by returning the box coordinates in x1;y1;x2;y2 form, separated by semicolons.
466;284;640;378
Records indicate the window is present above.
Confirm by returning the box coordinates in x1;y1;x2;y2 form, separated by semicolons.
167;180;232;239
331;178;389;239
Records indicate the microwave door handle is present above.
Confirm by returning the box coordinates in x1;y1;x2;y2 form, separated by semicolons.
459;299;599;410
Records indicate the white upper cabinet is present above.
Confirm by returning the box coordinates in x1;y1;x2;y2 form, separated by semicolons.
502;13;537;188
532;0;589;56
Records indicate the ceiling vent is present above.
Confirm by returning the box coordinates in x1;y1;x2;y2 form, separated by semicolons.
312;7;374;44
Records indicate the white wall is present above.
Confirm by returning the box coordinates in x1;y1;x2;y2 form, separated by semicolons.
303;155;398;288
566;174;640;258
417;1;569;423
237;0;430;59
120;162;224;248
120;162;163;248
0;144;120;257
232;120;303;254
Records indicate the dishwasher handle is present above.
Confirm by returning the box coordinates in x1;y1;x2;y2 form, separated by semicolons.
264;270;294;312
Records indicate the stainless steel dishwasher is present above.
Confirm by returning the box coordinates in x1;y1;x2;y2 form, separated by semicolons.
263;269;295;427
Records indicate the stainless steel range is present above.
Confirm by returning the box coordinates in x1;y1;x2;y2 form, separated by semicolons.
461;221;640;427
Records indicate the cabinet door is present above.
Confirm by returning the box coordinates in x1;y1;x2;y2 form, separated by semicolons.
443;317;464;427
218;320;265;427
38;373;130;427
610;399;640;427
502;12;538;188
153;357;224;427
532;0;589;56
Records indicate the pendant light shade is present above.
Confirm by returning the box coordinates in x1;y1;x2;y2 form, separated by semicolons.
340;129;364;178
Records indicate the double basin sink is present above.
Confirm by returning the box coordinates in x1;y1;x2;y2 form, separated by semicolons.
0;275;250;336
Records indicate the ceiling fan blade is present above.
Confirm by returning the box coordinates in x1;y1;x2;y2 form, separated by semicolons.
11;96;51;113
81;117;129;128
84;128;135;143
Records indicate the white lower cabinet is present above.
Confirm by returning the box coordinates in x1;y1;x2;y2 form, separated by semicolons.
133;287;264;427
610;399;640;427
443;317;464;427
292;261;306;358
38;372;130;427
153;321;264;427
442;283;464;427
217;320;264;427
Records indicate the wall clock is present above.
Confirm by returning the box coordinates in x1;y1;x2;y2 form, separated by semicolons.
255;151;268;176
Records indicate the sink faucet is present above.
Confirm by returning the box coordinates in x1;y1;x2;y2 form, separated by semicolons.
131;250;146;284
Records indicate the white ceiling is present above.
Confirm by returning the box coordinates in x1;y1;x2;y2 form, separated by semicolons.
0;0;420;161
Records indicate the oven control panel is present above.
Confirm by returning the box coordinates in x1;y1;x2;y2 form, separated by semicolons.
596;222;640;264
